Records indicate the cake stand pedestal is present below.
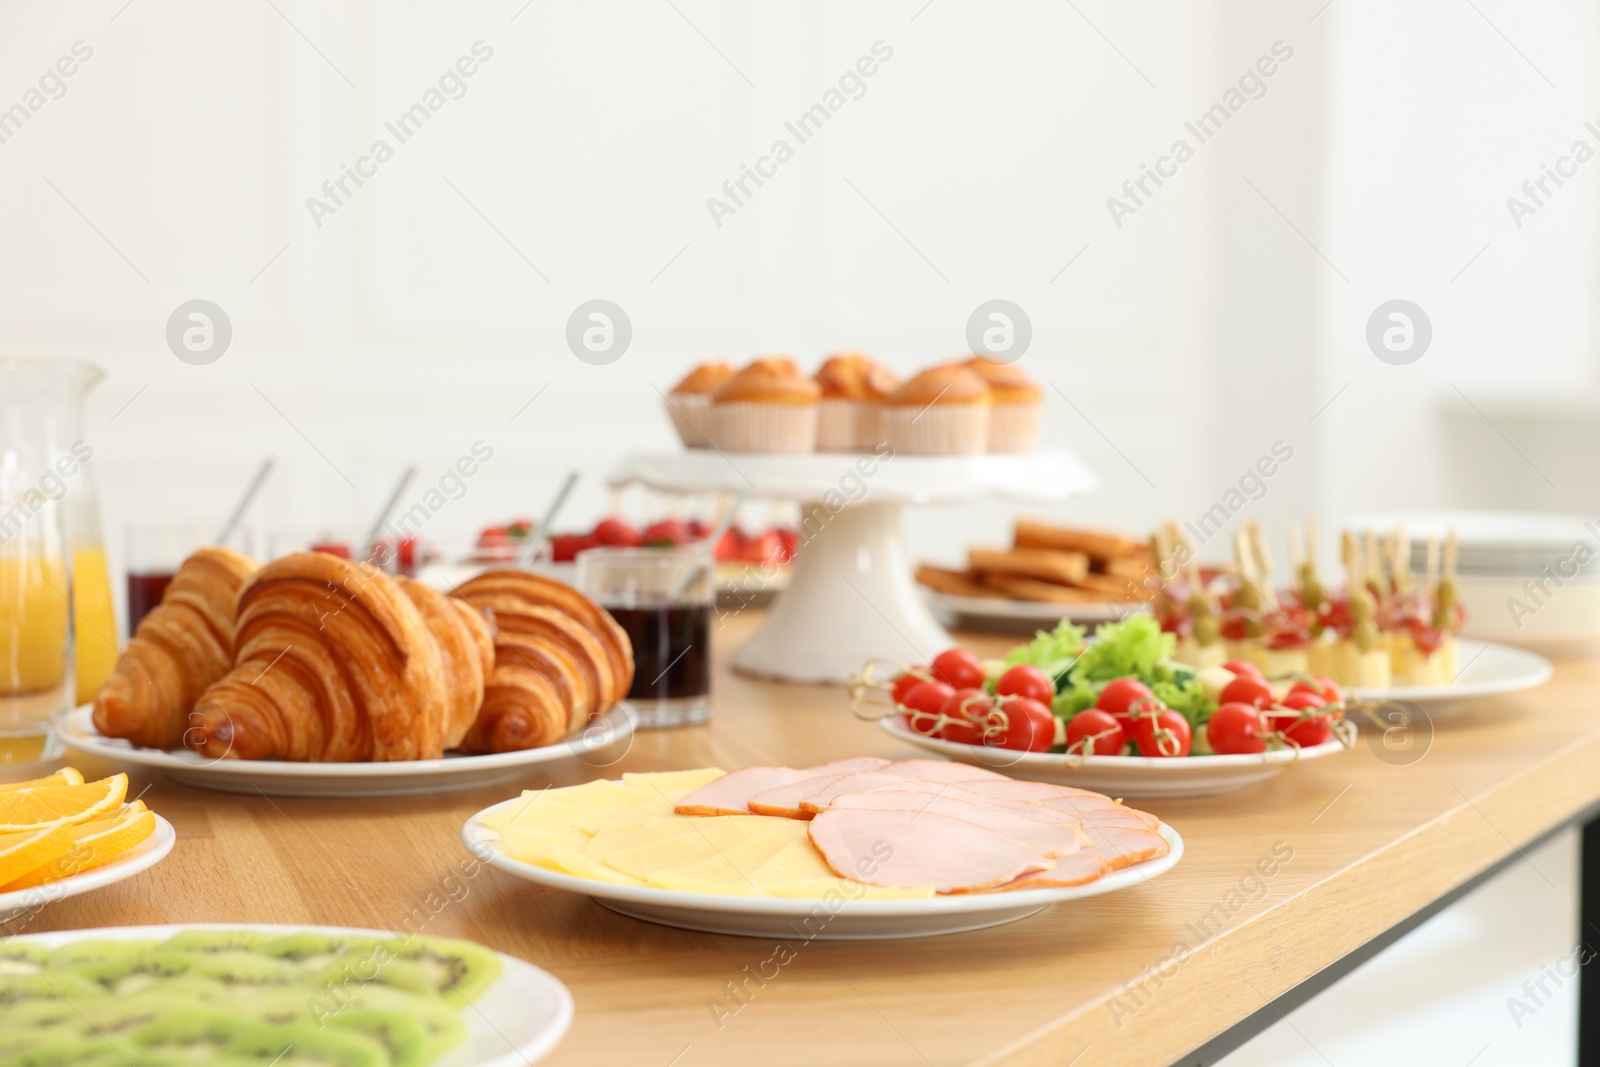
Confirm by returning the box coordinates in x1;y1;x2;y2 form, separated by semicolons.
608;451;1097;684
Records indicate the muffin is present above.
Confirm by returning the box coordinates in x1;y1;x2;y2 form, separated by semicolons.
880;364;992;454
814;353;900;452
964;357;1041;452
707;358;821;453
665;362;736;448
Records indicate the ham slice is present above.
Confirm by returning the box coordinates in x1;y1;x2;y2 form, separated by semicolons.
798;771;928;814
827;790;1088;857
1077;824;1170;869
959;780;1160;828
808;808;1054;893
675;766;814;816
880;759;1007;783
748;773;850;819
804;756;892;776
987;853;1112;891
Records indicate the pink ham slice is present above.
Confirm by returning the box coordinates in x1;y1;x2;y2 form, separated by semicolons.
675;766;814;816
959;780;1160;828
987;853;1112;891
797;771;930;815
748;773;851;818
880;759;1007;782
1076;824;1170;869
853;780;1091;826
804;756;892;776
826;790;1088;857
808;807;1054;893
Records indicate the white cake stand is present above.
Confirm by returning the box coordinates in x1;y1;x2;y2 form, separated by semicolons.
607;451;1098;684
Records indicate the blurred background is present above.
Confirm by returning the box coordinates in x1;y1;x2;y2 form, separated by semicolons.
2;0;1595;1061
4;0;1596;593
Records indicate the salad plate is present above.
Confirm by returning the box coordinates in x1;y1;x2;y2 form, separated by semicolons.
462;801;1182;940
878;716;1346;797
3;924;573;1067
0;814;176;915
57;703;635;798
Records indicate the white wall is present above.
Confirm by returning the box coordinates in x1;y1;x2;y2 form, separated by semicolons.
1;0;1596;619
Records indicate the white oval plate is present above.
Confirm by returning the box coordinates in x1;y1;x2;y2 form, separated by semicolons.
0;814;175;915
5;923;572;1067
1348;639;1553;715
878;717;1347;798
461;800;1182;940
57;704;635;798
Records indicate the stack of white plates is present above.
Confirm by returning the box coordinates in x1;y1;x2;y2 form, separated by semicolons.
1348;511;1600;655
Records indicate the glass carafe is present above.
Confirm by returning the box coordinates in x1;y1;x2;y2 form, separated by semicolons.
0;359;115;759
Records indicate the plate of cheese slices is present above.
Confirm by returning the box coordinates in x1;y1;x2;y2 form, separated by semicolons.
462;762;1182;939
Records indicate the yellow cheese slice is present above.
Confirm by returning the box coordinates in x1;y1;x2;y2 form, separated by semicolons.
489;781;654;836
621;768;726;803
497;827;647;886
596;835;723;880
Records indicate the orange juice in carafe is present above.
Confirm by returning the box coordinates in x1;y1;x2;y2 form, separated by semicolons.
74;546;117;701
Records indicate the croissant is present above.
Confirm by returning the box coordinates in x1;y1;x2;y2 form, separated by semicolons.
450;570;634;753
188;553;457;762
92;546;259;750
397;576;493;750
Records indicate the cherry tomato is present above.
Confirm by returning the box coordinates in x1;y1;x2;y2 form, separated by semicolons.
930;648;986;691
1284;717;1334;747
995;665;1054;705
1065;709;1127;756
900;680;954;735
1206;701;1267;755
1095;678;1154;718
1288;676;1345;705
592;517;642;547
936;688;991;745
1219;674;1275;708
1279;690;1327;712
988;697;1056;752
891;667;929;708
1134;709;1193;758
1222;659;1263;678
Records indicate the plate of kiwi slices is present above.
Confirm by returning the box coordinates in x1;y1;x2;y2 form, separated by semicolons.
0;924;572;1066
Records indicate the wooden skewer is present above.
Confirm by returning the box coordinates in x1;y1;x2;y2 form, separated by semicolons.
1364;528;1380;592
1287;524;1304;573
1444;529;1458;580
1424;534;1439;595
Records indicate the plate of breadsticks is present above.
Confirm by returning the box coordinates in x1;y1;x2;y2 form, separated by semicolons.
60;549;636;797
917;519;1156;631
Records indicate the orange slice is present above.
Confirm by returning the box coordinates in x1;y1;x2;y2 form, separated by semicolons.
0;774;127;833
0;768;86;792
1;804;156;891
0;823;76;887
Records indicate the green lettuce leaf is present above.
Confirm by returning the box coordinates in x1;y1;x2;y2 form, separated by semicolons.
1002;619;1087;686
1070;615;1176;683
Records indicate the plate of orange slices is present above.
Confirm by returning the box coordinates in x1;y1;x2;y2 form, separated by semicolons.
0;768;174;911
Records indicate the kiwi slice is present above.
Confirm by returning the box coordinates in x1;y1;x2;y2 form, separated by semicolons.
162;930;278;956
342;987;466;1059
72;951;198;996
310;953;436;1001
185;951;301;989
0;1000;82;1056
325;1007;433;1067
257;934;386;975
43;940;159;971
126;1008;261;1059
0;943;47;977
225;1022;387;1067
388;936;503;1003
0;1039;133;1067
0;973;102;1007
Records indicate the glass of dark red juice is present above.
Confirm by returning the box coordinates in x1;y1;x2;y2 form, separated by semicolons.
125;525;252;637
576;546;713;729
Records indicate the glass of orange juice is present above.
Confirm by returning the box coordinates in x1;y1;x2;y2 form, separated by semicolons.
0;497;73;762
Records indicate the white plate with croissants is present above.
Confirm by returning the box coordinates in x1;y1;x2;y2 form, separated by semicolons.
63;550;639;797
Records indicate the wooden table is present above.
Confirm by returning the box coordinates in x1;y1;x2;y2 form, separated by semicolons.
26;614;1600;1066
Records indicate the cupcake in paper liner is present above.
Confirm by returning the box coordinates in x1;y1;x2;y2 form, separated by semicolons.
880;364;992;454
664;362;735;448
964;357;1041;452
707;357;820;453
814;352;900;452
